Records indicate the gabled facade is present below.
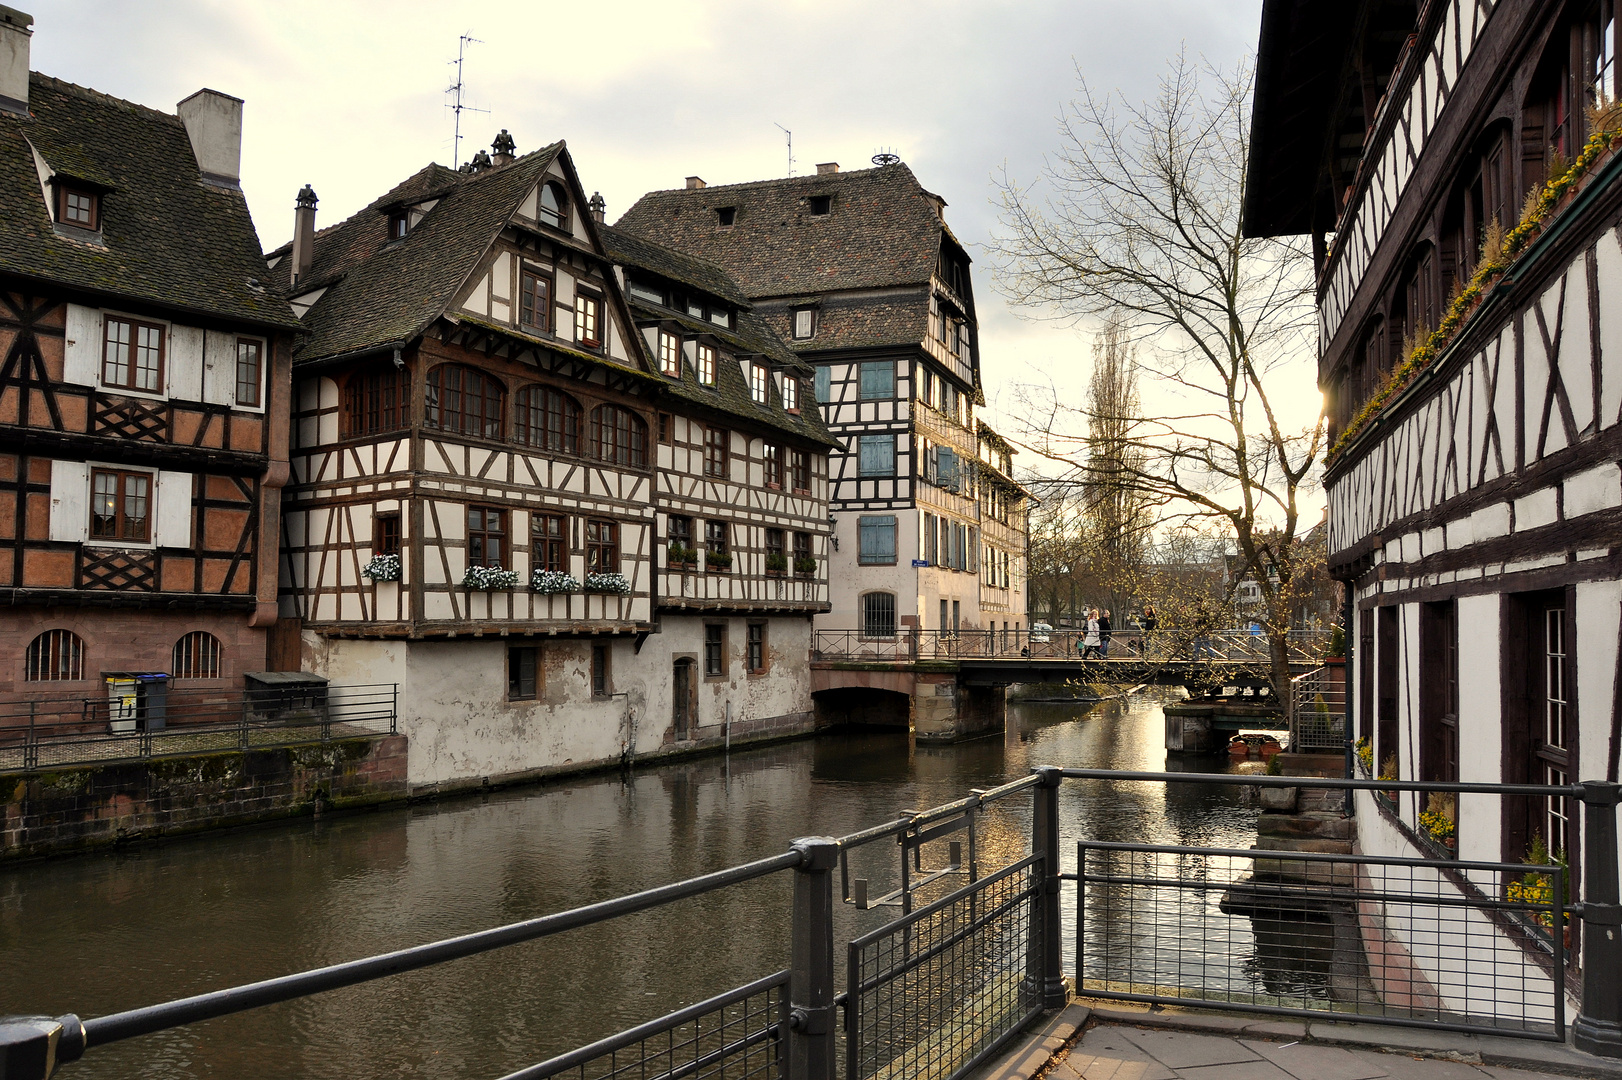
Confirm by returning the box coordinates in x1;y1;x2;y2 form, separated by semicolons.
0;10;299;703
276;134;832;787
1248;0;1622;1038
615;162;1029;643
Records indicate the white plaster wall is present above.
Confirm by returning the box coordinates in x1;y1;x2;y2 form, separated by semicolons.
1455;593;1502;870
821;508;918;630
1576;580;1621;786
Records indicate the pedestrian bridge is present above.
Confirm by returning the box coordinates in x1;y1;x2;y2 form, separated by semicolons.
809;628;1329;742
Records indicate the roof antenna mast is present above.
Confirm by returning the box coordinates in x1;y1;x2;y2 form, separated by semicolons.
446;33;487;169
774;123;795;177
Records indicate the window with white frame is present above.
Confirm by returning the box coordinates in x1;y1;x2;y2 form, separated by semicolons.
750;363;769;404
782;375;799;411
658;331;682;377
697;344;717;386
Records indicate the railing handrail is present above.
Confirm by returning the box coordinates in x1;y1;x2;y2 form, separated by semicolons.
1056;766;1582;798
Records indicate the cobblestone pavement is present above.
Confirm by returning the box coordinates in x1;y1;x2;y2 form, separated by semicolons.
975;1002;1622;1080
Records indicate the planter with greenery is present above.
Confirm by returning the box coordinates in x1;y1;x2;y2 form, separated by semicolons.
361;553;401;582
667;544;698;570
706;550;733;572
585;572;631;595
1419;792;1456;851
531;569;580;594
794;555;817;576
463;565;520;591
765;553;788;576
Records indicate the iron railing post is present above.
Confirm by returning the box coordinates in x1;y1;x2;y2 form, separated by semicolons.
0;1013;84;1080
1027;765;1065;1010
787;836;837;1080
1574;780;1622;1057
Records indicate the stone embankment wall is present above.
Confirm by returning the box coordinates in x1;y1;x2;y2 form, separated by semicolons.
1;735;408;861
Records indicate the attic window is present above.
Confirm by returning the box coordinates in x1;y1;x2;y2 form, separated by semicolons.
716;206;736;227
792;308;816;340
58;185;100;229
808;195;831;216
539;182;569;230
708;308;730;328
387;210;409;241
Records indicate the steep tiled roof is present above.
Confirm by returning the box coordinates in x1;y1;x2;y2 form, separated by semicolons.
598;224;836;449
614;164;949;298
0;74;297;328
758;293;929;354
284;145;563;361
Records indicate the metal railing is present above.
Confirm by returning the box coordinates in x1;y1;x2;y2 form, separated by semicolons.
1288;664;1348;752
812;628;1331;665
0;684;398;774
4;769;1619;1079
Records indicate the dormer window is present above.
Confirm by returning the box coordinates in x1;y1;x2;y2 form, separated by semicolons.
782;375;800;412
658;330;682;377
792;308;816;340
387;209;409;241
808;195;831;216
58;184;100;229
697;344;717;386
539;182;569;230
750;363;769;405
708;308;730;328
716;206;736;227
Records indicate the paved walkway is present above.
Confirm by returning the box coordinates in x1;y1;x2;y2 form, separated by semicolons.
977;1000;1622;1080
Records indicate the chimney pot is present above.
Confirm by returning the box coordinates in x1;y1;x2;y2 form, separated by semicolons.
685;176;706;190
588;192;606;223
491;129;516;166
816;162;838;175
177;88;244;187
0;5;32;117
291;185;318;286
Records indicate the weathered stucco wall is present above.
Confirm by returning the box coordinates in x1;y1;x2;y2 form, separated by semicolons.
1;734;408;860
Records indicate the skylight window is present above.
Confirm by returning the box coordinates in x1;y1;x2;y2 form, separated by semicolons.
716;206;736;227
58;184;100;229
808;195;831;216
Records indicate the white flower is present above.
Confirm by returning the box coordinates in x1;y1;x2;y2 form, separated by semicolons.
362;554;402;581
463;564;520;590
531;569;581;594
585;572;632;595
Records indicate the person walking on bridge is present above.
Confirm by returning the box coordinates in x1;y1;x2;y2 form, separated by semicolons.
1081;609;1102;659
1099;610;1113;658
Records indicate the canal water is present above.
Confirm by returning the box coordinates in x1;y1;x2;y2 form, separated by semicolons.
0;694;1263;1080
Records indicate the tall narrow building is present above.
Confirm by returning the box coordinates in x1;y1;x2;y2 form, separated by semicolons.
0;7;299;706
616;161;1030;644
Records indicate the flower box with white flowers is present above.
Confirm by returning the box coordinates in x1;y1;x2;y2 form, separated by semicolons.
462;565;521;591
361;553;401;582
585;572;632;595
531;569;581;594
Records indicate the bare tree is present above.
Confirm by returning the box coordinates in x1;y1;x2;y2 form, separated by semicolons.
1080;317;1151;620
990;53;1323;705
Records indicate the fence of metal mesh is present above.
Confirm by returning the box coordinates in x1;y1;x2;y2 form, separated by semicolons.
1074;841;1566;1040
845;855;1044;1080
1288;665;1347;752
502;971;789;1080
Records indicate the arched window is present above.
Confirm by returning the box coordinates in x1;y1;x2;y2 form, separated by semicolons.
860;593;897;639
591;405;647;468
515;386;582;454
173;631;222;679
26;629;84;681
538;182;569;230
425;364;505;439
342;365;406;437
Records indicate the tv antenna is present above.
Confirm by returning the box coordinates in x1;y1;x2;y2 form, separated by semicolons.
446;33;488;168
774;123;795;177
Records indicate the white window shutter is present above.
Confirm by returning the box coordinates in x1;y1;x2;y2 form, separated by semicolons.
63;305;100;385
155;471;194;547
49;460;90;542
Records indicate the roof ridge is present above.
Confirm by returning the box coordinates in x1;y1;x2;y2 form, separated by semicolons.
27;71;183;126
639;163;908;196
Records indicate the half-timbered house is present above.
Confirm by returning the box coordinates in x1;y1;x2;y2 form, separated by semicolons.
614;161;1030;644
0;10;300;705
276;134;832;788
1249;0;1622;1042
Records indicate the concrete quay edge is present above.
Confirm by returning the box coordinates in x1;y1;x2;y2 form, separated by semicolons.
971;997;1622;1080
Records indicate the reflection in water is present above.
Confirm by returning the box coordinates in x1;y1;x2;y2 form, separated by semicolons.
1;693;1261;1080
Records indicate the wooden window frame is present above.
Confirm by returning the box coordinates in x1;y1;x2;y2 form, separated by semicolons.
102;315;166;394
58;184;100;229
591;404;648;468
585;518;619;575
658;330;682;377
858;514;897;566
574;291;604;349
25;629;84;682
658;412;673;444
516;385;582;455
539;182;570;231
704;623;726;678
90;467;153;544
750;362;769;404
793;531;811;565
342;365;407;438
591;642;610;697
387;209;409;241
235;337;264;408
860;592;897;640
520;269;554;332
704;427;729;478
467;505;508;568
696;343;717;386
857;434;896;477
746;622;767;675
765;528;785;558
790;450;811;493
375;512;402;557
793;308;816;340
705;519;728;557
426;364;506;440
509;646;539;700
782;376;800;412
532;512;569;573
763;443;783;489
173;631;223;679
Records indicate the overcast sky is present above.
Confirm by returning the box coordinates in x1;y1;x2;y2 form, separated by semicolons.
31;0;1321;500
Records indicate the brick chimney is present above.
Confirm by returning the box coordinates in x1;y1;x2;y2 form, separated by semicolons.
816;162;838;175
177;89;244;188
0;6;32;117
291;185;317;286
491;129;515;166
685;176;706;190
588;192;605;223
